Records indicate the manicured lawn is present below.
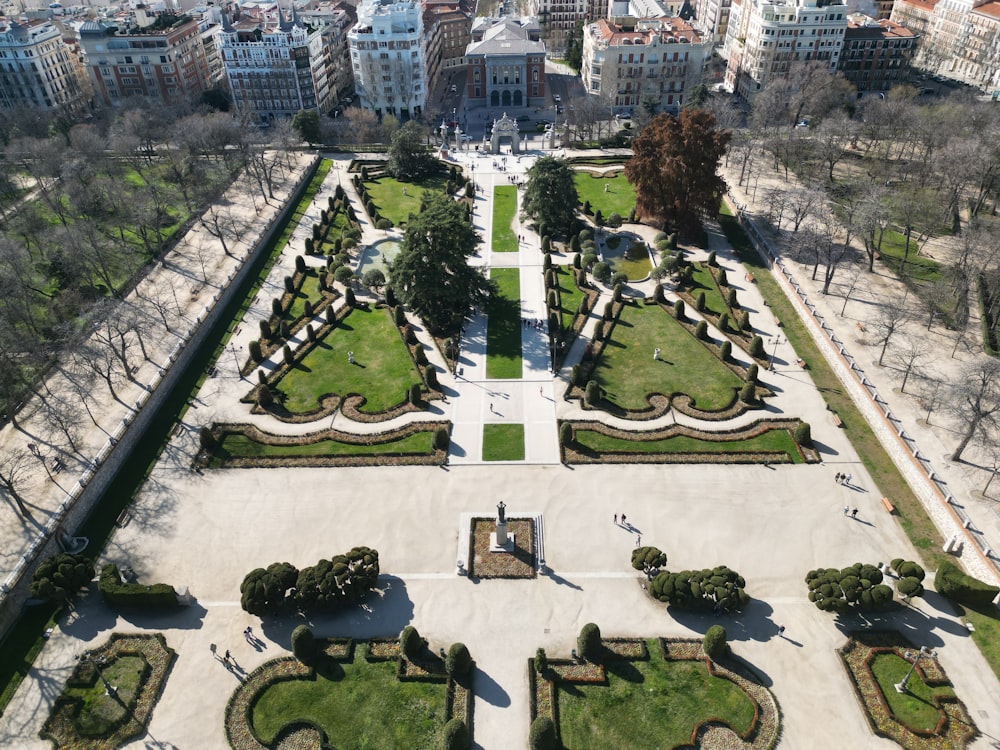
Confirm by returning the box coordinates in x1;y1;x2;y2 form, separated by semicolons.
492;185;518;252
870;653;954;732
286;270;325;320
365;172;448;226
877;230;942;284
592;301;742;411
574;171;635;219
62;656;145;736
556;265;585;330
689;263;728;315
603;235;652;281
316;205;354;254
252;653;445;748
217;431;433;459
574;427;803;462
486;268;523;379
276;305;419;413
483;423;525;461
558;642;755;749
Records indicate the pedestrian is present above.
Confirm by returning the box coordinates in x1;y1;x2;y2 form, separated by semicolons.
843;505;849;516
835;472;842;484
223;650;231;665
614;513;618;524
636;534;642;547
653;347;660;361
621;513;627;526
845;473;852;486
851;508;858;519
245;627;253;642
539;387;543;397
489;402;494;413
777;625;785;638
348;351;355;364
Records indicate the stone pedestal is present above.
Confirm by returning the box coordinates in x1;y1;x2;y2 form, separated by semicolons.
490;521;515;553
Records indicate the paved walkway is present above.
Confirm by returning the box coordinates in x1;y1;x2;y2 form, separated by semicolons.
2;147;1000;750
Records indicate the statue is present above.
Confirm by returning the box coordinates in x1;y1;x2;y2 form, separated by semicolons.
497;501;506;524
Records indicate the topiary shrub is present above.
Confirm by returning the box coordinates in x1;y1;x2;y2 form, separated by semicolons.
446;642;472;677
741;310;752;332
579;229;594;242
727;287;738;309
649;566;750;612
304;300;314;318
935;560;1000;607
306;324;316;342
611;272;628;289
674;299;685;320
607;211;622;228
280;320;291;339
594;209;604;226
740;383;756;404
385;286;397;307
259;319;272;340
98;564;178;608
425;367;439;389
547;290;559;309
703;625;728;660
542;236;551;253
592;320;604;341
749;335;765;358
376;218;392;230
443;718;470;750
720;341;732;361
248;340;263;363
408;383;422;406
284;275;295;293
326;304;336;324
543;254;552;270
718;312;730;333
529;717;557;750
283;344;294;365
592;262;612;284
631;546;667;571
334;266;355;285
695;291;706;312
717;269;728;287
573;252;582;269
794;422;812;447
240;562;299;615
257;386;274;408
747;363;759;383
707;250;717;266
582;199;591;214
414;347;428;366
400;625;424;661
535;647;548;677
577;622;602;662
585;380;600;406
695;321;708;340
29;553;94;603
271;298;283;317
805;563;893;611
891;559;925;581
291;624;317;663
295;255;307;273
345;288;356;307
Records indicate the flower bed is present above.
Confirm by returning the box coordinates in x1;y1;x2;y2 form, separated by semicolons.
838;631;978;750
205;421;447;468
365;639;400;661
398;653;448;683
468;518;536;579
561;418;817;465
41;633;176;750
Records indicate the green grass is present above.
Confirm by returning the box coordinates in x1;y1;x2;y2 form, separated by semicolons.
286;270;324;320
877;230;942;284
217;430;433;459
316;206;353;254
689;263;729;315
276;305;419;413
252;652;445;748
365;173;448;226
558;641;755;749
492;185;518;252
486;268;523;379
574;172;635;219
483;423;525;461
556;265;586;330
593;301;742;411
870;653;955;732
603;237;652;281
62;656;145;736
574;427;803;462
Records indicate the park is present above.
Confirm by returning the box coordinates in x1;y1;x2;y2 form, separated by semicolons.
0;113;998;750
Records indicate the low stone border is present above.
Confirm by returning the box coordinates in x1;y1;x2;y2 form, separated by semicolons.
560;418;818;465
529;637;780;750
40;632;177;750
838;631;978;750
206;421;448;467
468;517;536;579
225;637;470;750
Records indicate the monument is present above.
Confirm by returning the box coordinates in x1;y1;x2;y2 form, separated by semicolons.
489;113;521;155
489;500;514;553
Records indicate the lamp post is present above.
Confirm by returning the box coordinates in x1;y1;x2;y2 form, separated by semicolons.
79;652;118;699
895;646;936;693
769;336;783;371
229;343;245;380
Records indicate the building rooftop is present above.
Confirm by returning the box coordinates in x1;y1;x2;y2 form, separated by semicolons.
971;0;1000;18
845;14;918;37
893;0;938;13
590;16;702;45
467;17;544;55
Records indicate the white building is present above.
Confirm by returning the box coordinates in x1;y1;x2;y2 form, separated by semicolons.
349;0;427;119
0;17;88;111
582;16;711;113
723;0;848;99
219;10;333;122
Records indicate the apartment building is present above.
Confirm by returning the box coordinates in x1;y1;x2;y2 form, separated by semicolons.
465;17;546;108
723;0;848;99
527;0;607;54
424;1;472;77
0;17;88;111
348;0;427;119
837;13;917;91
582;16;710;113
220;10;333;122
79;10;210;108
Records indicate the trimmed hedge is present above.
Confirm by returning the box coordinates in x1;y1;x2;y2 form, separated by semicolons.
935;560;999;607
98;564;178;608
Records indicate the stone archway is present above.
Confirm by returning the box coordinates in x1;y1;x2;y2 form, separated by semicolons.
490;91;500;107
513;90;523;107
502;90;511;107
489;113;521;154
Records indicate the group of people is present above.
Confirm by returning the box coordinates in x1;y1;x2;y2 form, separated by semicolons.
522;317;546;330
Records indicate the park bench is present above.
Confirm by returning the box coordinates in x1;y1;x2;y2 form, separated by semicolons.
831;413;843;427
880;497;896;514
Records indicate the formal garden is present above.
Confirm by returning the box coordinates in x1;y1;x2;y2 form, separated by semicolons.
573;171;636;221
528;627;779;750
492;185;519;253
483;423;525;461
486;268;523;378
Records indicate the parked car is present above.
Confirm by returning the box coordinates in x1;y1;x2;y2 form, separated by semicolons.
553;94;562;103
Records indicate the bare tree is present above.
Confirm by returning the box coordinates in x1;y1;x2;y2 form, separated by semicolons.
73;338;126;403
199;201;245;257
947;356;1000;462
870;304;910;366
889;338;930;393
0;448;34;518
785;185;821;232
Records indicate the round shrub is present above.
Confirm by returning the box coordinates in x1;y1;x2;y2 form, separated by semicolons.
695;321;708;340
794;422;812;446
578;622;602;662
400;625;423;660
560;422;574;446
607;211;622;228
529;717;557;750
433;427;450;451
334;266;355;285
703;625;727;660
342;237;357;250
581;253;598;270
376;218;392;230
291;625;316;662
443;719;469;750
898;577;925;598
446;642;472;677
579;229;593;242
611;273;628;289
248;340;263;363
592;261;612;284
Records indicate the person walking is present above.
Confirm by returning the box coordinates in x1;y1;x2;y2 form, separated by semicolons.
851;508;858;519
843;505;850;516
621;513;627;526
845;473;853;486
777;625;785;638
614;514;618;525
223;650;231;665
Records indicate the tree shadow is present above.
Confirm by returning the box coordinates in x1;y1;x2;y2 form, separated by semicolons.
473;664;510;707
669;597;778;645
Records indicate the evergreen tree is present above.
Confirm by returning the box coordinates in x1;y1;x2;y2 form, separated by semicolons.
522;156;579;238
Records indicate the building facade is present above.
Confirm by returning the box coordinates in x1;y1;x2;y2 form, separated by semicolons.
349;0;427;119
465;17;546;109
723;0;848;99
0;18;88;111
79;11;210;108
582;16;710;113
837;14;917;90
220;12;333;122
424;2;472;78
